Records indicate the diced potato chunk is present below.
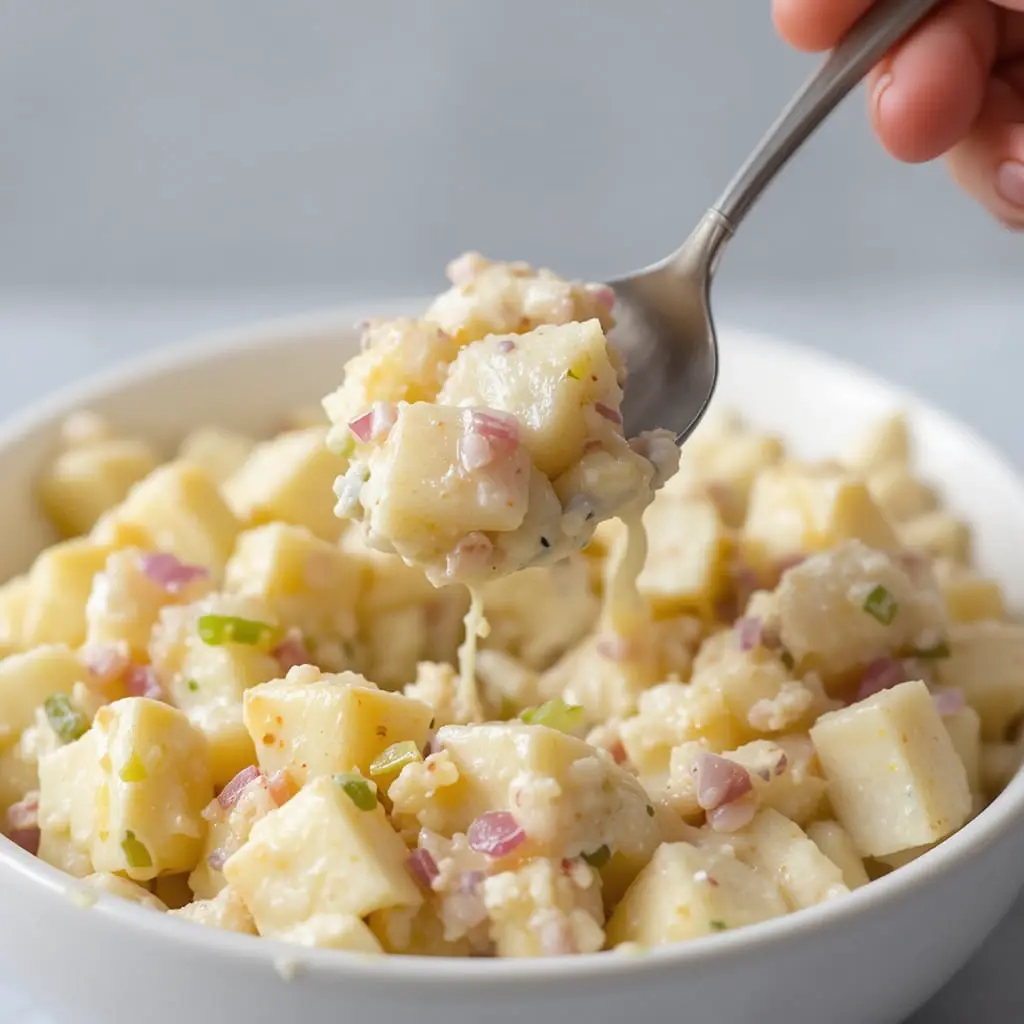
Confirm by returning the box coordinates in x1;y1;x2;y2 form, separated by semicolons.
223;774;421;934
898;511;970;563
941;705;982;805
0;745;38;814
606;842;786;946
805;821;870;889
936;622;1024;740
224;428;346;542
38;438;161;538
171;886;257;934
743;466;897;565
360;402;530;559
279;914;384;952
847;413;910;471
243;666;433;786
0;576;30;653
772;540;947;678
438;320;621;479
866;464;938;523
178;427;255;485
735;808;849;910
933;560;1006;624
0;645;85;750
83;872;168;911
21;540;113;648
810;680;971;857
94;462;240;575
224;523;359;652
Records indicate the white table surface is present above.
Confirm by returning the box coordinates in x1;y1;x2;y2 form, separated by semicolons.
0;284;1022;1023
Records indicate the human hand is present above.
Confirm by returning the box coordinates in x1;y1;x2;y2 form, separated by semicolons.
773;0;1024;228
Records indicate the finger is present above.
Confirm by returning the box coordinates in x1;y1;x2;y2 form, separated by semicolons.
865;0;997;163
773;0;874;52
945;73;1024;228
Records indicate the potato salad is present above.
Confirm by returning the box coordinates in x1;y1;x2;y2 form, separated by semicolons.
0;254;1020;960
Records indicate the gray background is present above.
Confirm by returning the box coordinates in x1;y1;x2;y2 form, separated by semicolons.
0;2;1022;1022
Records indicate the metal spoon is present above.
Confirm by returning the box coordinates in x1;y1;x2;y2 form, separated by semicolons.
613;0;944;442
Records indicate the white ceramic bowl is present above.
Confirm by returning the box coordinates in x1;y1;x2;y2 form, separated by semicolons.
2;310;1023;1024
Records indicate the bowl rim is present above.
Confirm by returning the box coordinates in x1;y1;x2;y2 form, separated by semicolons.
2;303;1023;987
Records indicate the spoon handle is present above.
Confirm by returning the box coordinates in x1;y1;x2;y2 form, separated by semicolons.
712;0;945;232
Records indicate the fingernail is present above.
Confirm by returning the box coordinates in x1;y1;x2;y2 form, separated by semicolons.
872;72;893;114
995;161;1024;208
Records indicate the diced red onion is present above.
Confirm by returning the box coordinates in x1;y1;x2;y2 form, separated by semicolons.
348;402;397;444
734;616;763;652
125;665;165;702
217;766;262;810
933;689;965;717
755;767;771;782
5;794;38;832
497;339;517;353
774;751;789;776
707;798;757;833
586;283;616;311
594;402;622;425
691;753;753;811
7;828;39;855
267;770;296;807
467;409;520;452
407;848;440;888
856;657;906;702
467;811;526;858
446;532;494;579
207;848;228;871
138;553;209;594
273;629;313;673
82;645;129;685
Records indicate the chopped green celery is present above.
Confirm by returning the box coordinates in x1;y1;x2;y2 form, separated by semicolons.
710;920;727;931
186;679;200;692
121;830;152;869
581;844;611;868
520;698;585;734
369;740;422;778
863;585;899;625
119;752;148;783
334;772;378;811
197;614;281;648
43;694;89;744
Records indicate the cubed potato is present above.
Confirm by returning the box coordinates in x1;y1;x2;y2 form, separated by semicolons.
773;539;947;679
21;540;113;648
322;318;462;436
847;413;911;472
88;698;213;880
743;466;898;566
94;462;240;575
223;774;421;934
936;622;1024;740
83;872;168;911
277;913;384;952
898;512;971;564
433;723;660;899
38;438;161;538
0;645;85;750
942;705;982;803
438;320;621;479
243;666;433;786
933;560;1006;624
866;464;938;523
37;733;102;865
736;808;849;910
368;904;474;956
171;886;257;934
810;680;971;856
37;826;93;877
224;428;346;543
178;427;255;484
0;576;30;653
224;523;360;648
0;745;37;815
482;857;605;957
805;821;870;889
85;548;211;660
360;402;531;557
981;741;1023;798
605;841;787;946
633;495;731;617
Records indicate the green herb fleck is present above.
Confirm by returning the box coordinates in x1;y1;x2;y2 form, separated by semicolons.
710;920;727;931
521;698;585;735
863;585;898;626
197;614;281;648
581;844;611;868
186;679;200;692
913;640;950;660
334;772;378;811
44;694;89;744
646;804;655;818
121;830;152;869
119;752;148;783
369;740;422;779
564;369;580;381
